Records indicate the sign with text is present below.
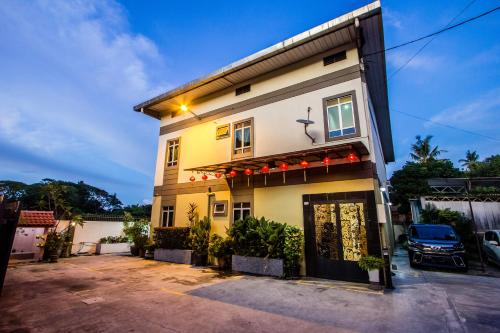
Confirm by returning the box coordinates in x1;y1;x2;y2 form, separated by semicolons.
216;124;230;140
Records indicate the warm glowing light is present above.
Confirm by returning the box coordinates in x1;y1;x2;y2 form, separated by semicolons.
180;104;188;112
202;174;208;181
229;170;237;178
347;152;358;162
300;160;310;168
279;162;289;171
261;165;270;173
244;168;253;176
322;157;331;165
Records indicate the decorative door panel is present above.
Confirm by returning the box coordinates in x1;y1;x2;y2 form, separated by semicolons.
304;195;374;283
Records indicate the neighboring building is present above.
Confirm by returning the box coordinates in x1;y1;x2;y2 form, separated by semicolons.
412;177;500;232
11;211;56;260
135;1;394;282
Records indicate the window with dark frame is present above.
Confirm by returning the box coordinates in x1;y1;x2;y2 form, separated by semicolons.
161;206;174;227
233;119;253;158
233;202;251;223
235;84;251;96
166;139;179;167
325;94;356;138
323;50;347;66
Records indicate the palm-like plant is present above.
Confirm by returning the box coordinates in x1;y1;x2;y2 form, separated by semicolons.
410;135;446;163
459;150;479;171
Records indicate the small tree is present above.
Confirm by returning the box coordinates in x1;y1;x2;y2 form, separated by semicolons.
123;212;150;251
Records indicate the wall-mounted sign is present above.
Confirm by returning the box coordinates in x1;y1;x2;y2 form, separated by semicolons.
216;124;230;140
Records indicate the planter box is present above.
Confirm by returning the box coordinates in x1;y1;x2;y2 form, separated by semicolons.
95;243;130;255
232;255;283;277
154;249;193;264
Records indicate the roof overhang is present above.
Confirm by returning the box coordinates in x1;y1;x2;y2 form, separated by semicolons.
134;1;394;162
185;141;369;174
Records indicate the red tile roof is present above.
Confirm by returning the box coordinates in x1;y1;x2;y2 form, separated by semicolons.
18;211;56;227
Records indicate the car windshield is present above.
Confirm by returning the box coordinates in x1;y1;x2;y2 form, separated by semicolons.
411;225;457;241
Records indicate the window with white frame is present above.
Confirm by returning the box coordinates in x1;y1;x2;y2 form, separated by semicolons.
162;206;174;227
233;202;251;223
166;139;179;167
326;94;356;139
233;119;253;158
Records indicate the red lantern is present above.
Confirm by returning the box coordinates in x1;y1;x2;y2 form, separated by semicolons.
347;152;358;162
300;160;309;182
214;172;222;179
229;170;237;188
261;165;270;186
201;174;208;181
244;168;253;175
279;162;288;184
323;156;331;173
189;176;196;182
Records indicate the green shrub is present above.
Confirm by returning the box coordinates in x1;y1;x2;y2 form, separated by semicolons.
358;255;385;271
154;227;191;249
99;235;128;244
123;212;150;250
227;216;285;258
190;217;211;255
283;225;304;277
208;234;233;258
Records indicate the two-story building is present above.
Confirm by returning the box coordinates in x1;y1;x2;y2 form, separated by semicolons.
135;1;394;282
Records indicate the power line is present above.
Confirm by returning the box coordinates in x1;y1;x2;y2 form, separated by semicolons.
365;5;500;57
392;109;500;143
388;0;477;80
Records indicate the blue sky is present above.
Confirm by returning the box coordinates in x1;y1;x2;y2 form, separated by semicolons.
0;0;499;204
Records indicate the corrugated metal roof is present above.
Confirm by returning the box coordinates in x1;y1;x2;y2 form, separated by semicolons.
133;1;381;115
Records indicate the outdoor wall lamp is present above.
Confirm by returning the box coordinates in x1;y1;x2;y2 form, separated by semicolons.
296;107;316;144
180;104;201;120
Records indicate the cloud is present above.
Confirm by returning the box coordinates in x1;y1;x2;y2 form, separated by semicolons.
383;8;403;30
0;0;168;203
428;88;500;131
387;50;444;72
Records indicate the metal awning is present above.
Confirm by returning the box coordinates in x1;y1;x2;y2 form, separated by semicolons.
185;142;368;174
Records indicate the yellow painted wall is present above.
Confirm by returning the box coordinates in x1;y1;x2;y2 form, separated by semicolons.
151;196;162;228
254;179;375;228
174;191;231;235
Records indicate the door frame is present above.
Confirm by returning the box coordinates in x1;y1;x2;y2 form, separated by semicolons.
303;190;381;283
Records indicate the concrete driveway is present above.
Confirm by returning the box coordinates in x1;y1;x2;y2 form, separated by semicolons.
1;254;499;333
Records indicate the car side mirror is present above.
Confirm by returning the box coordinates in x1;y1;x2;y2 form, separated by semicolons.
489;240;499;247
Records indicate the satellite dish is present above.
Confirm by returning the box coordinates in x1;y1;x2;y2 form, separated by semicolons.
296;119;315;125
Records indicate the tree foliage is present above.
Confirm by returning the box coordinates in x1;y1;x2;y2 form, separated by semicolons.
410;135;446;163
468;154;500;177
459;150;479;171
390;159;461;214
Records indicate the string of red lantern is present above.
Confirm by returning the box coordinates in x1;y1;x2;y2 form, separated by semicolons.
323;156;331;174
347;152;358;162
215;172;222;179
201;174;208;181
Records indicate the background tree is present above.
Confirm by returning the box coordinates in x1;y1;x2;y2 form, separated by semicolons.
459;150;479;172
468;154;500;177
410;135;446;163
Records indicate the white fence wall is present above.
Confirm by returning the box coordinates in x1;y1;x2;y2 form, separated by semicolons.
421;199;500;232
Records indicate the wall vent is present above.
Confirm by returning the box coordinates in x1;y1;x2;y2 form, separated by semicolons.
235;84;251;96
323;51;347;66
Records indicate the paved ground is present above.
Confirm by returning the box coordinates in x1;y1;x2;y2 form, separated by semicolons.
1;253;499;333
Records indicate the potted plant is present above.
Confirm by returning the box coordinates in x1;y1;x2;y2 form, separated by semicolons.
208;234;233;270
44;231;63;263
123;213;150;257
190;217;210;266
358;255;385;289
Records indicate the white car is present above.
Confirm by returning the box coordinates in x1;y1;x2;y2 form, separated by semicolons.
483;230;500;266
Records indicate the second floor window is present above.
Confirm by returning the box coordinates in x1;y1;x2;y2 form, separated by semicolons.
233;118;253;158
166;139;179;167
326;94;356;139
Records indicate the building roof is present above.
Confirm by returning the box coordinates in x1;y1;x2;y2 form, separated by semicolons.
18;211;56;228
133;1;393;162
